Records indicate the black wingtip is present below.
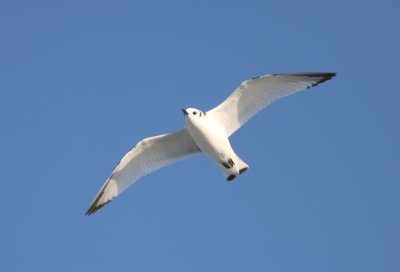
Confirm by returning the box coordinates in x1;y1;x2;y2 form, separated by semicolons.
306;72;336;88
251;72;336;84
85;199;111;216
279;72;336;89
307;72;336;81
272;72;336;79
85;187;110;216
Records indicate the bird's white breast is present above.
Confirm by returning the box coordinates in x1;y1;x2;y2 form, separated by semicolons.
185;116;234;162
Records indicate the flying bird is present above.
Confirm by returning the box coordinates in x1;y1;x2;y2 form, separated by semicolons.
86;72;336;215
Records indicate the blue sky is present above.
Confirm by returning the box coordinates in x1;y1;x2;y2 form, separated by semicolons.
1;1;399;271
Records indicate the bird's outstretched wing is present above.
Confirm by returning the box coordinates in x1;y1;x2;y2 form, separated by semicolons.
208;72;336;136
86;128;200;215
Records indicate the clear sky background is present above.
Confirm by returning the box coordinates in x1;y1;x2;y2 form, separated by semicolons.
1;1;399;271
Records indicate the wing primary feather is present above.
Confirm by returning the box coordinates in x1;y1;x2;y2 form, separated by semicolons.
293;72;336;88
85;178;112;215
272;72;336;88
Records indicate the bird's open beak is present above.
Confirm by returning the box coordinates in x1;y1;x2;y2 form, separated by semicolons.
181;109;188;116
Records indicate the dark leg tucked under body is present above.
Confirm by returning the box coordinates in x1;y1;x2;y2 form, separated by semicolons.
221;157;249;181
218;153;249;182
221;158;235;169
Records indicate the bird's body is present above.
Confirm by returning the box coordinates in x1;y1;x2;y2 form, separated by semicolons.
86;72;336;215
183;108;246;180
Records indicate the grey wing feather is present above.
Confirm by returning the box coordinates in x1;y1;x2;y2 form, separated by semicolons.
86;128;200;215
208;72;336;136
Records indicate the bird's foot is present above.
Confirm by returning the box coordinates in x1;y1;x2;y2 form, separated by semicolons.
226;174;237;181
239;166;249;175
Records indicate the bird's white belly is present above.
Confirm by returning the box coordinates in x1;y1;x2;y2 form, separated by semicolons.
186;119;233;162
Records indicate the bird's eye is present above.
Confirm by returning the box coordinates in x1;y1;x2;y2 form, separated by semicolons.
193;111;197;115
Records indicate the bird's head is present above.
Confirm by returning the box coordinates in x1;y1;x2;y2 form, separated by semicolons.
181;108;207;119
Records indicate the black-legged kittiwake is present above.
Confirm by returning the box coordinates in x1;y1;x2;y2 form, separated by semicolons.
86;72;336;215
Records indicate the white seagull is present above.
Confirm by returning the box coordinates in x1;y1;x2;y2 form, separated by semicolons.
86;72;336;215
